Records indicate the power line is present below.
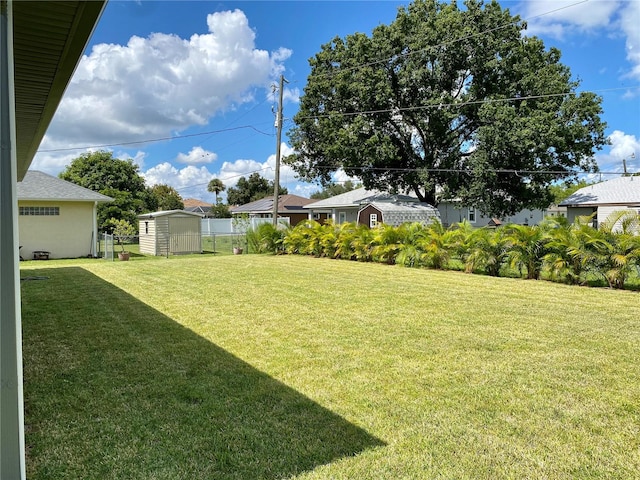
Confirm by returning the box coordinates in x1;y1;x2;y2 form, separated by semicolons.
301;164;632;177
174;166;273;192
294;86;638;121
39;124;274;153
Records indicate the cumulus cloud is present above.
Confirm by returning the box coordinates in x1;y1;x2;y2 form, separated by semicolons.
620;1;640;80
42;9;290;151
594;130;640;173
521;0;619;39
176;146;217;164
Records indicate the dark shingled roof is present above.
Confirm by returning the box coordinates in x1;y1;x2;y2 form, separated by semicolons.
18;171;113;203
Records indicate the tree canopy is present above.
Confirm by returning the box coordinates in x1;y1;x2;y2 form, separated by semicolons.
147;184;184;211
60;151;149;230
226;173;288;206
286;0;608;217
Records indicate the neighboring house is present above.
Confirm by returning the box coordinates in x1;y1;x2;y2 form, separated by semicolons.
560;176;640;228
183;198;213;216
230;194;315;226
17;170;113;259
437;201;550;228
138;210;203;256
305;188;412;224
305;187;551;228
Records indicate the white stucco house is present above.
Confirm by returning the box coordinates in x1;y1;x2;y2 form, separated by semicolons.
17;170;112;259
560;176;640;228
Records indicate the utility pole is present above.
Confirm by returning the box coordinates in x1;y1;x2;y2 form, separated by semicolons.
272;74;287;226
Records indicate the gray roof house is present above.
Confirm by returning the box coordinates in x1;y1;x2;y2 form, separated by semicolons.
17;171;112;260
559;176;640;227
304;188;440;226
305;187;552;227
231;194;315;226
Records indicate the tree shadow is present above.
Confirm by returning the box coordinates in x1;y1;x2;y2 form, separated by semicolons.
21;267;384;479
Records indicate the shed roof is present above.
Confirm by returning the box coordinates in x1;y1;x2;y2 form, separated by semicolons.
231;194;314;214
560;176;640;207
305;188;418;209
359;201;440;227
17;170;113;202
139;210;203;219
366;201;438;214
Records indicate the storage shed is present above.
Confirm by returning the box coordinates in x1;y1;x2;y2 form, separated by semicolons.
138;210;203;256
357;202;440;228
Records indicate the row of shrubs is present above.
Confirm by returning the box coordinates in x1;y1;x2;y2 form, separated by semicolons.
247;211;640;289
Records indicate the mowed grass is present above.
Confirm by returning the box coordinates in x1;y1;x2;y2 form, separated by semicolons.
21;255;640;479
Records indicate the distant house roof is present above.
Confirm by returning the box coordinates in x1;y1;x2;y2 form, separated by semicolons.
185;206;213;214
139;210;203;219
17;170;113;203
305;188;418;209
183;198;211;209
231;195;314;214
559;176;640;207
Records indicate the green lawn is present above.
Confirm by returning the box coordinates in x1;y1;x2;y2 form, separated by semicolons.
20;255;640;479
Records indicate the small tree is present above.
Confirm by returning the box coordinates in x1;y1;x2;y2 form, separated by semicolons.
109;218;137;252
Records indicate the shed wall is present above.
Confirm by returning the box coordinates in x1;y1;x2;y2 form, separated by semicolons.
357;205;382;227
138;218;157;255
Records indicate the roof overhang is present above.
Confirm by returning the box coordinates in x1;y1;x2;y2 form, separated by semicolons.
12;0;106;180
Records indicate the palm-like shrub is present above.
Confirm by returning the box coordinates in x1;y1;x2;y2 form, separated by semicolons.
334;222;358;260
465;227;509;276
542;215;607;284
504;224;548;279
417;220;455;270
395;222;429;268
283;220;322;255
370;223;405;265
351;224;374;262
598;211;640;289
247;223;287;254
446;220;476;270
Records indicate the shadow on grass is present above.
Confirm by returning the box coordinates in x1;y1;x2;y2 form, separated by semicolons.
21;267;384;479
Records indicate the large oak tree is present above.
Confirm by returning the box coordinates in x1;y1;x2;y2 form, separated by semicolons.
286;0;608;217
60;150;149;230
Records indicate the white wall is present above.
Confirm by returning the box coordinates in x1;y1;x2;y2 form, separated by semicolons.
18;201;95;259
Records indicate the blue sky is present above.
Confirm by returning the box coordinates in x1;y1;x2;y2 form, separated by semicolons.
32;0;640;203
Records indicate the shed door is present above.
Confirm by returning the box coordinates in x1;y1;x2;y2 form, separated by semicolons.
168;217;200;253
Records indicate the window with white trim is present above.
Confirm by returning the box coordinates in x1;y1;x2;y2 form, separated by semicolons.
338;212;346;224
370;213;378;227
468;207;476;223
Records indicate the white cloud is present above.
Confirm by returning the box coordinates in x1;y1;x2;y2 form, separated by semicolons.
176;146;217;164
142;162;215;202
218;159;268;187
30;151;83;176
620;0;640;80
521;0;619;39
595;130;640;173
44;9;291;149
